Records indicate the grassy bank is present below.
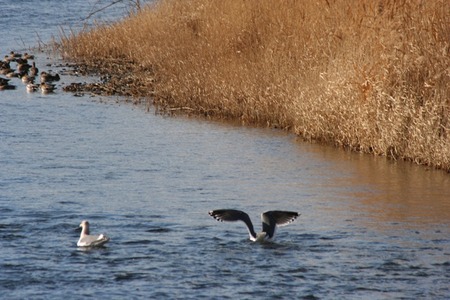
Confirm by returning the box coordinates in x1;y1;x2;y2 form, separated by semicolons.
61;0;449;172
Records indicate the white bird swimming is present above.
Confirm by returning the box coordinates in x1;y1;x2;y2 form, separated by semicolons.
77;220;110;247
209;209;300;242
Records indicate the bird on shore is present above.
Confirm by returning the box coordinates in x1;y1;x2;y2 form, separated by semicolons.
209;209;300;242
77;220;110;247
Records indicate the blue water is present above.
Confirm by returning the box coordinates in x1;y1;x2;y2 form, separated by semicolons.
1;1;449;299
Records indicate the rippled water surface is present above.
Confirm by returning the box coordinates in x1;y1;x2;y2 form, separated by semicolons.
1;1;449;299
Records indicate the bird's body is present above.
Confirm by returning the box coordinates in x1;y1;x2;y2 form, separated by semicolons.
40;82;56;93
209;209;299;242
8;51;21;61
23;53;35;60
17;62;31;73
40;71;60;83
77;220;110;247
0;77;11;85
29;62;38;77
21;74;34;84
0;67;13;75
26;83;38;93
0;78;15;90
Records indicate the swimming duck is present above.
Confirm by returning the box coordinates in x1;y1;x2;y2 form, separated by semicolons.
23;53;35;60
5;71;19;78
40;71;60;83
77;220;110;247
3;55;14;63
29;62;38;77
26;83;39;93
21;74;35;84
40;82;56;93
209;209;300;242
0;81;16;90
17;62;31;73
0;77;11;85
0;60;10;69
0;67;14;75
15;57;28;65
8;51;21;61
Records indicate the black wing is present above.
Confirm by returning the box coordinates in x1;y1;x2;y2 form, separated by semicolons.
261;211;299;238
209;209;257;239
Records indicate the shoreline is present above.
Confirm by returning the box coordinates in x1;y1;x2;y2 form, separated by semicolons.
61;57;450;174
60;0;449;172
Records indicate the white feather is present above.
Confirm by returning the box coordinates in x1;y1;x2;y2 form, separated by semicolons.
77;220;110;247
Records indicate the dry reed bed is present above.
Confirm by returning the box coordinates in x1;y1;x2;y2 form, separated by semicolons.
60;0;450;172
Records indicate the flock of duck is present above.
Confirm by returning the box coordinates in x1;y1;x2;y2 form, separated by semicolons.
78;209;300;247
0;51;60;93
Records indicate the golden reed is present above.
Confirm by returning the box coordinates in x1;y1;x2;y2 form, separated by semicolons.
61;0;449;171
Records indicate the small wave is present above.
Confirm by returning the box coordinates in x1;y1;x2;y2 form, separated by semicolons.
57;201;79;205
146;227;172;233
114;272;147;281
123;239;155;245
0;233;26;240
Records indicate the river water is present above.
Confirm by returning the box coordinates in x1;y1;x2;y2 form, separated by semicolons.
1;1;449;299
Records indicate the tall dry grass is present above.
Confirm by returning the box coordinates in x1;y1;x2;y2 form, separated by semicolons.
61;0;450;171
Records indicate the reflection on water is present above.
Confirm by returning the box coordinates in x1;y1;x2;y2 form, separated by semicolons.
310;145;450;228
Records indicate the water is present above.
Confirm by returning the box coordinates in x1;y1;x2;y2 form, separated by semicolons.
1;1;449;299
